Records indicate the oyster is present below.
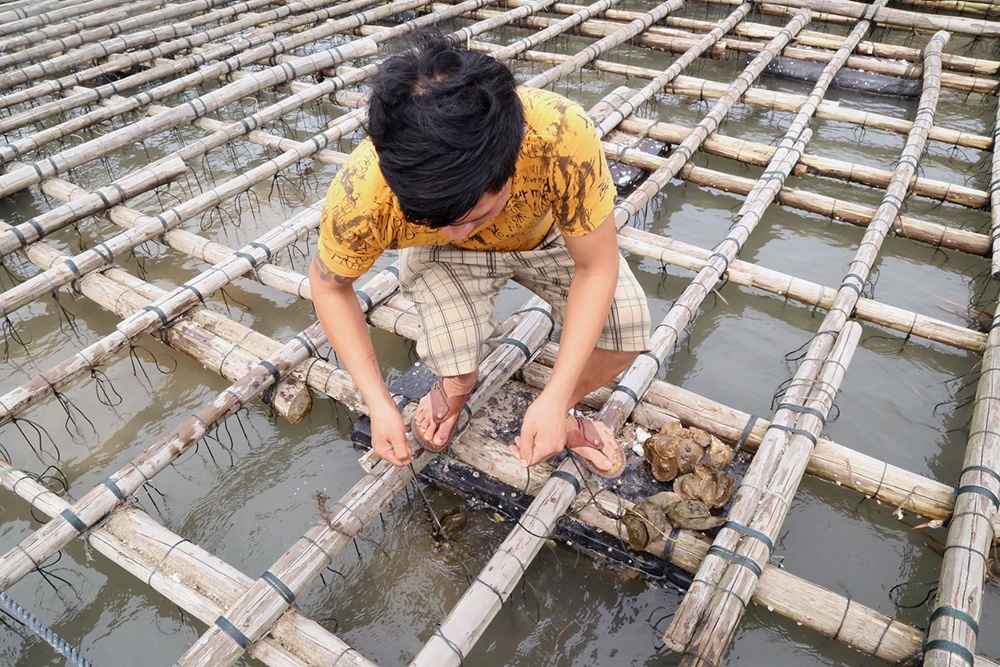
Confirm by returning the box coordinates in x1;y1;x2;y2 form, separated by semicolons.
664;498;726;531
676;437;705;475
674;467;736;508
706;436;734;470
643;426;681;482
623;493;673;550
433;506;468;542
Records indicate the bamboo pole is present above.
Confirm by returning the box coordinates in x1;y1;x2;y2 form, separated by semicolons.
173;300;555;667
0;0;167;53
761;0;1000;37
501;0;999;93
604;142;989;256
0;0;370;123
0;0;60;27
0;256;403;593
893;0;999;18
0;0;133;38
992;99;1000;274
412;12;818;666
0;427;375;667
0;1;199;74
512;48;993;150
0;157;187;258
924;319;1000;658
664;31;952;665
616;116;987;209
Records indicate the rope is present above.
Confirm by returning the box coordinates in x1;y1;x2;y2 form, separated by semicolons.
0;590;94;667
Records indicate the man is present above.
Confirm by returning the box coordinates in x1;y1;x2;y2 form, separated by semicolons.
310;34;650;477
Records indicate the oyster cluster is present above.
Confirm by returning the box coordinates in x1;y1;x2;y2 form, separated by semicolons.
622;491;725;550
626;422;737;542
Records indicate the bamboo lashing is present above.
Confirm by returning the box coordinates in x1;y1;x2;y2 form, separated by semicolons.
0;2;202;74
0;453;376;667
0;0;374;124
0;253;403;593
762;0;1000;37
664;31;952;665
500;0;999;93
0;0;283;112
0;0;168;53
173;299;555;666
616;116;987;209
411;11;815;665
605;142;990;256
0;0;136;38
0;0;60;28
0;158;188;259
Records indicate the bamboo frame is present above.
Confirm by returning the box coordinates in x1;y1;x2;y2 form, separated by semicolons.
762;0;1000;37
664;31;953;666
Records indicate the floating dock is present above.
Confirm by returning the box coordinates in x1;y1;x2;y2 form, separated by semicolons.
1;0;999;665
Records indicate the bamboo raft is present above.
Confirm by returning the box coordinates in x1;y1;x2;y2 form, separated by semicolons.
0;0;999;664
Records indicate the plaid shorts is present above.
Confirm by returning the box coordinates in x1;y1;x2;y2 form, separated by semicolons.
399;225;651;377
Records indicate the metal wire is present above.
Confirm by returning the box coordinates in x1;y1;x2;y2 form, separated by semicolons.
0;590;94;667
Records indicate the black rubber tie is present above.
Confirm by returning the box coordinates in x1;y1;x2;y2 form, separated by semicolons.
93;242;114;264
25;218;43;237
239;119;253;135
294;334;317;356
550;469;581;494
154;214;170;230
722;520;774;552
513;305;555;326
94;189;111;207
485;337;531;359
30;163;46;181
735;415;758;454
235;251;258;268
706;545;762;577
962;465;1000;487
708;251;731;273
261;570;295;604
356;289;373;312
768;423;817;446
248;241;272;261
64;258;82;278
776;402;826;426
640;350;660;367
143;305;170;327
955;484;1000;509
843;272;866;287
613;383;640;404
9;226;27;247
214;616;252;650
923;639;974;666
930;606;979;636
662;526;681;562
102;478;127;502
259;360;282;385
59;508;88;533
310;136;324;152
386;265;399;276
180;283;205;304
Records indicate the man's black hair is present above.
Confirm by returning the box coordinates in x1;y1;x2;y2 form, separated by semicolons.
367;32;524;229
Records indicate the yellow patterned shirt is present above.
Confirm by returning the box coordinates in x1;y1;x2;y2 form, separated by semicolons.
317;88;615;278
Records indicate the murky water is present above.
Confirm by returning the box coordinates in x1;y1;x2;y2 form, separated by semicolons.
1;2;999;665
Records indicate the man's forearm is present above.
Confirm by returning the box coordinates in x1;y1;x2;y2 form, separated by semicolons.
309;255;394;411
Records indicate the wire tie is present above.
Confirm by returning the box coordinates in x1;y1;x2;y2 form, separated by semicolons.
433;626;466;665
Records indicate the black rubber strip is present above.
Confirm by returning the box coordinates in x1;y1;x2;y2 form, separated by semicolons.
550;469;581;494
143;305;170;327
261;570;295;604
769;423;818;447
923;639;974;666
776;402;826;426
706;545;762;577
386;265;399;277
955;484;1000;509
248;241;272;261
722;520;774;552
214;616;252;650
63;258;82;278
294;334;317;356
930;605;979;636
356;290;373;312
513;305;555;326
180;283;205;304
962;465;1000;487
613;383;640;404
102;478;127;502
486;337;531;359
259;360;281;385
9;226;26;247
94;189;111;207
25;218;43;237
235;251;258;268
60;509;87;534
93;242;114;264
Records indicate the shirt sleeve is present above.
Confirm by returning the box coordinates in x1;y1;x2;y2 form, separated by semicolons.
549;103;616;237
317;150;385;279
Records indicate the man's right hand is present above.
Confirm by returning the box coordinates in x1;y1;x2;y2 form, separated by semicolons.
369;399;412;466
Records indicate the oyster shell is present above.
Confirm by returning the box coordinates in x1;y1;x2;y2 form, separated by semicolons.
706;437;734;470
676;437;705;475
674;467;735;508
